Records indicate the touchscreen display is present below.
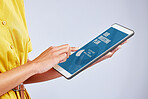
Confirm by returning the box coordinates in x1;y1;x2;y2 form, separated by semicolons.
58;27;128;74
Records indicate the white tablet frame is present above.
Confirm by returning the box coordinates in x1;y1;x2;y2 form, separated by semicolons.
53;23;134;79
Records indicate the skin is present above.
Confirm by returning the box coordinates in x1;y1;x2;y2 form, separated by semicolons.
0;41;127;96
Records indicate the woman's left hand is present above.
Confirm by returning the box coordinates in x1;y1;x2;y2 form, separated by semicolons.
89;40;128;67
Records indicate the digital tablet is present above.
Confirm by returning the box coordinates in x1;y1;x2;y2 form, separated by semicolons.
53;23;134;79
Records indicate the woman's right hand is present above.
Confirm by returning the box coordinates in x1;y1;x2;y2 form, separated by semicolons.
32;44;79;74
0;44;78;96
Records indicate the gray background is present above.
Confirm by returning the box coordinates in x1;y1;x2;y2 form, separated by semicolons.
24;0;148;99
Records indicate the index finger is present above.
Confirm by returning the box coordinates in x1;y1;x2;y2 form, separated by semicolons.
70;47;79;52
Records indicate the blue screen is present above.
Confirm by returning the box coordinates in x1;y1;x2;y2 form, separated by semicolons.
58;27;128;74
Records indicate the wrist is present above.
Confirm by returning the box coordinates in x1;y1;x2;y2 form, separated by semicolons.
27;61;39;75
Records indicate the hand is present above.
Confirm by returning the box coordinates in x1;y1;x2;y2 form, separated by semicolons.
89;40;128;67
32;44;79;74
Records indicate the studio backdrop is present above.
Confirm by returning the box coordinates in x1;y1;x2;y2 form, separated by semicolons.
24;0;148;99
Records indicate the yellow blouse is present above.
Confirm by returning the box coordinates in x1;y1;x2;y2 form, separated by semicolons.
0;0;32;98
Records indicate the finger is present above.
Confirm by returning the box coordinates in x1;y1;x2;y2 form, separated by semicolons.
54;47;70;57
70;47;79;52
57;53;67;63
68;46;71;58
52;44;70;51
106;52;113;58
58;44;71;58
105;45;122;58
60;53;68;63
64;45;70;58
59;57;67;63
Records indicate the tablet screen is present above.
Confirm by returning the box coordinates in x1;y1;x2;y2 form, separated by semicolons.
58;27;128;75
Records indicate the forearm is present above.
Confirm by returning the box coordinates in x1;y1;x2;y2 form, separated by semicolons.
24;58;62;84
24;68;62;84
0;62;36;96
